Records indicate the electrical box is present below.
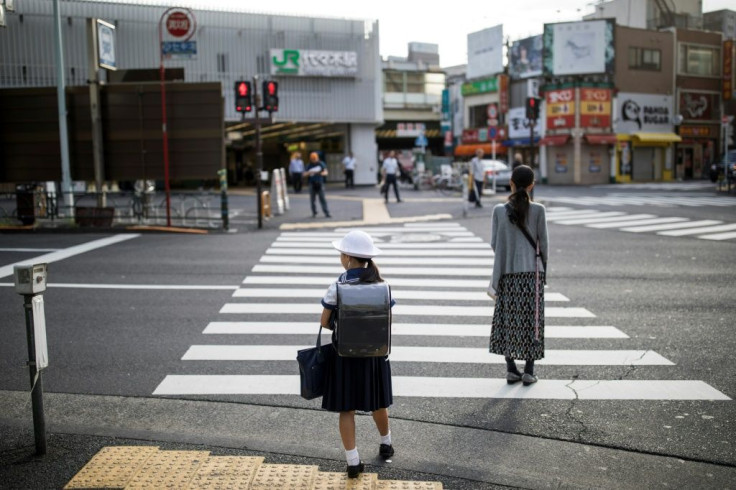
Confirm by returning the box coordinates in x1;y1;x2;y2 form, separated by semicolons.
14;264;48;295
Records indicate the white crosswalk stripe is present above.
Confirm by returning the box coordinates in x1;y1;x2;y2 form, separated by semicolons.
544;193;736;207
152;222;730;401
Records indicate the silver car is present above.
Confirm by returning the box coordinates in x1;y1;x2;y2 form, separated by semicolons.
481;159;512;191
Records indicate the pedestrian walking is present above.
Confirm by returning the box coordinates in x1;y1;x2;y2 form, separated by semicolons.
489;165;548;386
306;152;331;218
342;152;356;188
319;230;395;478
512;152;524;170
289;152;304;193
381;151;402;203
470;148;485;208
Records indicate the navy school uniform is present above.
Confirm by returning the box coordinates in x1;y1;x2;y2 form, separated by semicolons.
321;267;395;413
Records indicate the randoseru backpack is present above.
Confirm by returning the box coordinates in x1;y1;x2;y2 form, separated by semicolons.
335;281;392;357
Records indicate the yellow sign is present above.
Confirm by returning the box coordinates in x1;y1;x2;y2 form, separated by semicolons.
581;101;611;114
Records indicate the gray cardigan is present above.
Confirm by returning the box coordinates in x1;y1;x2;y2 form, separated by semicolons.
490;201;549;295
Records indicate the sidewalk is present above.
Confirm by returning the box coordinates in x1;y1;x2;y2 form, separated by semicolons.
2;390;733;489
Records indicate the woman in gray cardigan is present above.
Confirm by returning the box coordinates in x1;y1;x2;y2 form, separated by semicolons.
489;165;549;385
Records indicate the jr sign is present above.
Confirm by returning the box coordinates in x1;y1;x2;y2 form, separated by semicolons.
270;49;358;77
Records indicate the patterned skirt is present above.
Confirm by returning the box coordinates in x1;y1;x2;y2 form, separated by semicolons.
490;271;546;361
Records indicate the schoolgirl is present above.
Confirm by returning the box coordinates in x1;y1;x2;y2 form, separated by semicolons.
489;165;549;385
319;230;395;478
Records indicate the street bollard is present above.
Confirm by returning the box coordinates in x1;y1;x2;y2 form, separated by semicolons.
14;263;49;456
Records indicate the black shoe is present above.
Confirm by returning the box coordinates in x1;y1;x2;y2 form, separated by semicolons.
346;461;364;478
325;214;332;218
475;202;483;208
312;213;317;218
379;444;394;460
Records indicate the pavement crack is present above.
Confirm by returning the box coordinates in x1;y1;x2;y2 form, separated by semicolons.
619;349;649;380
563;375;591;442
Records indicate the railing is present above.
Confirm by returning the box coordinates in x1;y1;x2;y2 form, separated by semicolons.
1;189;226;229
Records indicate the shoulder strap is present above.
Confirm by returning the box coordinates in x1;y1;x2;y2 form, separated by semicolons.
504;203;547;272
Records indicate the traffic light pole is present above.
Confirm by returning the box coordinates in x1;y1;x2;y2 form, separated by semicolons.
530;117;536;199
253;76;263;230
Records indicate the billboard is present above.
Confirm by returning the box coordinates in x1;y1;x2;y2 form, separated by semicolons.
679;91;721;122
270;49;358;77
509;35;543;79
508;107;542;139
543;20;614;76
616;93;674;133
467;25;504;80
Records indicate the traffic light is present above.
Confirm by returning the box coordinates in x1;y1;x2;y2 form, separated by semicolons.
526;97;541;120
263;80;279;112
234;81;252;113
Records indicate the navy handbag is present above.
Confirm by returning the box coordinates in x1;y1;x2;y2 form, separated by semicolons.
296;326;332;400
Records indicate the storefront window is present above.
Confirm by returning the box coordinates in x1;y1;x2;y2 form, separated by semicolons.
678;44;721;76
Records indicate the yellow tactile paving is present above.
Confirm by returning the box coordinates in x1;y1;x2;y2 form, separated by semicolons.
125;450;210;489
376;481;443;490
313;471;378;490
64;446;159;489
250;463;318;489
187;456;265;489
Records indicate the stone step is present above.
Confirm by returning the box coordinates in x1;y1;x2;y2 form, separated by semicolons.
64;446;443;489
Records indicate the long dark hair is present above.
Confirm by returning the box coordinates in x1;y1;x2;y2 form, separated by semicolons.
507;165;535;225
349;256;383;283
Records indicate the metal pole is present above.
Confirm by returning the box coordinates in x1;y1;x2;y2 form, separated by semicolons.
159;11;172;227
530;117;536;199
23;296;46;456
87;18;106;208
52;0;74;218
254;76;263;229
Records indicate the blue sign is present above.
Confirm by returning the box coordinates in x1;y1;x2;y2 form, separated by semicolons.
415;134;428;147
97;20;116;70
162;41;197;60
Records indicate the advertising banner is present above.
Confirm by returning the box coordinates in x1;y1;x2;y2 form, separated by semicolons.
580;88;612;129
467;25;504;80
508;107;542;139
545;88;575;130
679;91;720;122
270;49;358;77
616;93;673;133
510;35;543;79
543;20;614;76
724;40;733;102
461;77;499;96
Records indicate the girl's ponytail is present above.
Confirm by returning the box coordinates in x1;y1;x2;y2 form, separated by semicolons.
358;257;383;283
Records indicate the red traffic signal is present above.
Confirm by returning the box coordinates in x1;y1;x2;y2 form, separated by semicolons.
235;81;252;113
526;97;541;120
263;80;279;112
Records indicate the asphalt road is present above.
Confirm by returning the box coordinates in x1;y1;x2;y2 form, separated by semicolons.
0;181;734;488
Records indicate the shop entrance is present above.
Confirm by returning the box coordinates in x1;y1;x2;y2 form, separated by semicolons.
676;144;700;180
632;147;655;181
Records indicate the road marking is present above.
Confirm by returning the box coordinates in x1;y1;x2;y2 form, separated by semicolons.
251;265;492;276
152;376;728;400
272;241;492;249
0;234;140;279
181;345;671;365
220;303;594;317
657;223;736;237
336;226;470;233
553;214;656;226
586;217;688;229
698;231;736;241
232;288;568;302
403;223;464;228
279;231;476;237
620;220;723;233
243;276;493;288
259;255;490;266
265;247;494;257
202;322;626;338
0;248;61;252
548;212;626;222
362;198;391;223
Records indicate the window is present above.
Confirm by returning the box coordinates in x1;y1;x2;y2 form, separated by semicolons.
469;105;487;128
629;47;661;71
216;53;228;74
678;44;721;77
383;71;404;93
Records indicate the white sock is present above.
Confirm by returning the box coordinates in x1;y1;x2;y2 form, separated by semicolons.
345;447;360;466
380;431;392;445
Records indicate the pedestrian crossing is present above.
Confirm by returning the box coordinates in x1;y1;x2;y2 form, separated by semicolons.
543;193;736;208
546;207;736;241
592;182;716;191
152;223;730;401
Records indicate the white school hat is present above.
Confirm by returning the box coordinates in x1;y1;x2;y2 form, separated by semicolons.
332;230;382;259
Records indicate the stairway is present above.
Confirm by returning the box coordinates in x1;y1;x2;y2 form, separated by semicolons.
64;446;443;489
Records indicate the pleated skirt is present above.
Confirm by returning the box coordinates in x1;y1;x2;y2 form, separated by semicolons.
490;271;546;361
322;344;393;413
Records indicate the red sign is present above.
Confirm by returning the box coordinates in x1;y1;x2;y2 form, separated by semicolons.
724;40;733;102
679;91;720;121
166;11;191;38
499;75;509;113
580;88;612;129
545;88;575;130
462;129;480;143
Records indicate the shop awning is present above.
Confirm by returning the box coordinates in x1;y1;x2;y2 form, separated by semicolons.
539;135;570;146
502;137;541;147
584;134;618;145
631;132;682;144
454;143;507;157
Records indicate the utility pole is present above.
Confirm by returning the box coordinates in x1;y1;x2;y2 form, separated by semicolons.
52;0;74;218
254;76;263;230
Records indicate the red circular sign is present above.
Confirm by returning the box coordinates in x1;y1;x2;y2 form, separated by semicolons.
166;12;191;38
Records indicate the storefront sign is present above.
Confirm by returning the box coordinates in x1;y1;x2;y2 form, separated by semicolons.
270;49;358;77
679;91;720;122
545;88;575;130
580;88;611;128
462;127;506;143
499;75;509;113
617;93;673;133
461;77;499;96
724;40;734;102
679;126;713;138
396;122;425;138
508;107;542;139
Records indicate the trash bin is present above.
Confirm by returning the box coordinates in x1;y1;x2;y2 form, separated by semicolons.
16;184;36;225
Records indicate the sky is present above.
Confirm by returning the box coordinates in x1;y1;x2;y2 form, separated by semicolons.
104;0;735;67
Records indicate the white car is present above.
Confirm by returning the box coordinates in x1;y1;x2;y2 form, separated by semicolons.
481;160;512;191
